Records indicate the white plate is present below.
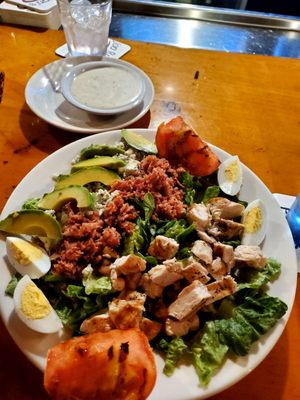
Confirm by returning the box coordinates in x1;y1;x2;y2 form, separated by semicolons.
25;58;154;134
0;129;297;399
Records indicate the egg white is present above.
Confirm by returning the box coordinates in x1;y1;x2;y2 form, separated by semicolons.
13;275;63;334
6;236;51;279
241;199;267;246
217;155;243;196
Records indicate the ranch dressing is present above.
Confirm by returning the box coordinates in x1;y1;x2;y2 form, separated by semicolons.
71;67;143;109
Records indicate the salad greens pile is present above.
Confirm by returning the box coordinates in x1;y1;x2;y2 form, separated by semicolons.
5;138;288;387
158;258;286;385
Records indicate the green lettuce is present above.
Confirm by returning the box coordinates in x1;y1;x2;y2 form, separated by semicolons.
5;273;22;296
202;185;220;204
160;264;287;387
191;321;229;386
21;197;40;210
159;337;188;376
156;219;195;242
82;266;113;295
237;258;281;291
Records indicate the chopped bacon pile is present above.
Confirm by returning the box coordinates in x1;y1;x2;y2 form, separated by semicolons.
111;155;186;220
51;156;186;278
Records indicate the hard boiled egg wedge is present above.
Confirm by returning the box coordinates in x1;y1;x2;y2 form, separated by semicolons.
13;275;63;333
217;155;243;196
6;236;51;279
241;199;267;246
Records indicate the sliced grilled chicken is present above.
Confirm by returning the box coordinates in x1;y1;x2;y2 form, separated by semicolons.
191;240;213;264
205;275;237;305
124;272;143;290
140;273;164;299
108;291;146;329
165;314;199;336
110;254;146;292
187;203;211;233
234;245;266;270
207;197;245;220
208;218;244;240
112;254;146;275
148;264;182;288
207;257;227;280
80;312;114;334
197;230;217;244
148;235;179;260
182;257;210;284
213;242;235;271
168;280;211;320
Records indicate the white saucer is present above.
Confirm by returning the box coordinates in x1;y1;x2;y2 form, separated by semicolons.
25;57;154;134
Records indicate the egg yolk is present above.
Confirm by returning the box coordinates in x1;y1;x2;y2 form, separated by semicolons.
9;240;43;265
224;161;239;182
21;283;51;319
244;207;262;233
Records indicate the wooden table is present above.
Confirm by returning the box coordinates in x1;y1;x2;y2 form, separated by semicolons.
0;24;299;400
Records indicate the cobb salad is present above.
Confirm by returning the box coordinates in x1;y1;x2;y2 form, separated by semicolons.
0;116;288;399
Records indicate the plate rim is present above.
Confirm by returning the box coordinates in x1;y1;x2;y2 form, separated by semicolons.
0;128;297;399
24;58;155;134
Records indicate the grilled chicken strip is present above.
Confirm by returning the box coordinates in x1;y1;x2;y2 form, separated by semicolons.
148;235;179;260
191;240;213;264
234;245;266;270
208;218;244;240
187;203;211;233
108;291;146;330
80;312;114;334
112;254;146;275
110;254;146;291
213;242;235;271
182;257;210;284
205;275;237;305
165;314;199;336
207;257;227;280
140;273;164;299
207;197;245;220
148;261;183;287
168;280;211;320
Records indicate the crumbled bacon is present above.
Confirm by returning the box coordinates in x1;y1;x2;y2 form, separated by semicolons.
111;155;186;220
51;203;121;279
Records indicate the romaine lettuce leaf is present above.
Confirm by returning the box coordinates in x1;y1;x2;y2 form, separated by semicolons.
5;273;22;296
237;258;281;291
191;321;229;386
156;219;195;242
159;337;188;376
82;266;112;295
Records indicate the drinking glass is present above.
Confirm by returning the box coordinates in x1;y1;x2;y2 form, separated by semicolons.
57;0;112;57
286;194;300;248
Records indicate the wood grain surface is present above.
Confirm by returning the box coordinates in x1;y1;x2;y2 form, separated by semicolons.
0;24;299;400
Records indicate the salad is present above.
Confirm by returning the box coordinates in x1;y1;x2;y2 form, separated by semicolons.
0;116;288;399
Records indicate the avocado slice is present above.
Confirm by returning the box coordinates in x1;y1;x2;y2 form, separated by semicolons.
79;144;125;160
38;185;95;210
121;129;157;154
55;167;120;190
0;210;62;239
71;156;126;173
